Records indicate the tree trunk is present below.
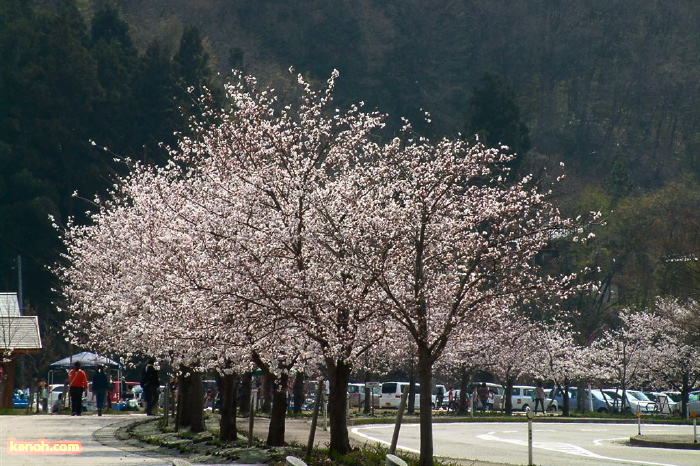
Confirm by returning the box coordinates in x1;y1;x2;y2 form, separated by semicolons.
326;358;352;455
562;380;570;416
176;369;205;432
218;372;238;442
267;372;289;446
577;383;585;413
504;378;514;415
416;346;434;466
407;369;416;415
251;351;293;446
458;370;470;413
239;372;252;416
293;371;305;414
177;371;191;428
187;371;205;433
261;372;273;414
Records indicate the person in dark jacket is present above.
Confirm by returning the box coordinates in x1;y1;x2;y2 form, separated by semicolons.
141;358;160;416
92;364;110;416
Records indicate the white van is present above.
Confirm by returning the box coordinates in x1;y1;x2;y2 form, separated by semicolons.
378;382;421;409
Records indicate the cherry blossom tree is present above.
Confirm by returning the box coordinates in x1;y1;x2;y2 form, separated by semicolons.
59;69;393;452
317;124;582;465
174;70;391;452
654;297;700;416
588;308;665;412
480;312;544;415
529;323;598;415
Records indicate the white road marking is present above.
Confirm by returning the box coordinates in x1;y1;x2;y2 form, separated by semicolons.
351;425;420;454
593;437;628;445
477;432;678;466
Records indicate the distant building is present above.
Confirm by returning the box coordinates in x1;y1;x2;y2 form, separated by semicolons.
0;293;42;409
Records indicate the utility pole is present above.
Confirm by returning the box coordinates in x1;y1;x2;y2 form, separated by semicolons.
17;255;23;314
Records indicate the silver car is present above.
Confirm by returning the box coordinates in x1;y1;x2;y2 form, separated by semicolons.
601;389;657;414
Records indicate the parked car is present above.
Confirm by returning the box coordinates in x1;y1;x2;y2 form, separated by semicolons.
662;391;682;404
601;389;657;414
582;389;615;413
547;386;577;409
378;382;421;409
643;391;679;415
510;385;558;412
347;383;380;408
627;390;659;413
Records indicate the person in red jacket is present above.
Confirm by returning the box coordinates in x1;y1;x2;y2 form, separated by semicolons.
68;361;88;416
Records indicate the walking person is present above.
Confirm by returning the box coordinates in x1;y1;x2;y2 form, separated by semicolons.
39;379;49;412
68;361;88;416
92;364;109;416
534;382;546;414
141;358;160;416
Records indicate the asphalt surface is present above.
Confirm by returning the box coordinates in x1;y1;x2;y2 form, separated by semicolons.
0;414;178;465
1;413;698;465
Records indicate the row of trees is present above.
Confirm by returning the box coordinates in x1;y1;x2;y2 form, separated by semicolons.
436;297;700;418
56;70;586;465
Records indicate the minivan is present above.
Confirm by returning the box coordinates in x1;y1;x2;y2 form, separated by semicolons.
378;382;421;409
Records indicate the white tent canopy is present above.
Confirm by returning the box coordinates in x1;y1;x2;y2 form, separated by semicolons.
49;351;121;369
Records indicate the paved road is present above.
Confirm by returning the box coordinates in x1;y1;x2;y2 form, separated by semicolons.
351;421;700;466
0;414;177;466
3;414;699;466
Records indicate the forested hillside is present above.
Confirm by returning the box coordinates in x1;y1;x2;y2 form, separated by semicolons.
1;0;699;380
0;0;219;370
112;0;700;188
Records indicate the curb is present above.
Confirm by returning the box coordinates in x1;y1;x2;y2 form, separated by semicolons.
629;435;700;450
93;416;194;465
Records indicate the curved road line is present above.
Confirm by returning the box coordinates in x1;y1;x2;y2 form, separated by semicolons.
476;431;677;466
351;426;420;454
351;425;681;466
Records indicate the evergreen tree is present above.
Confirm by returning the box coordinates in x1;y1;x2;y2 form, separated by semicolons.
88;5;138;157
132;40;180;164
465;72;531;179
